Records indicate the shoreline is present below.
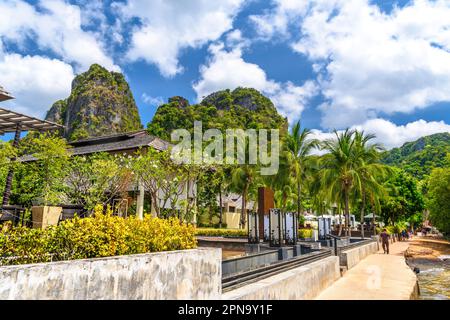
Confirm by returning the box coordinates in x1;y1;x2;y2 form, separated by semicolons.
405;236;450;300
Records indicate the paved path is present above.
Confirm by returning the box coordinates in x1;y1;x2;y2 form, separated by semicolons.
316;240;418;300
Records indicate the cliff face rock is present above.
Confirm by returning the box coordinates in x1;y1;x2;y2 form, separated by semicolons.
148;87;287;141
45;64;142;141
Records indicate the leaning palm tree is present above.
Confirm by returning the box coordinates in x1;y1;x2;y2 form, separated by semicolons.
285;121;318;216
320;129;360;236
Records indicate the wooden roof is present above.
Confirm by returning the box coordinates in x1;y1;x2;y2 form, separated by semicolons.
20;130;170;162
67;130;170;156
0;107;64;135
0;85;14;102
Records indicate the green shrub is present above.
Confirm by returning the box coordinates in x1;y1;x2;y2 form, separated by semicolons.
0;206;197;266
298;229;313;239
195;228;247;238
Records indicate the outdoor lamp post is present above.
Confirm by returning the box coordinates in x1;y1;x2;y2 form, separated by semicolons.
269;208;284;247
247;211;259;244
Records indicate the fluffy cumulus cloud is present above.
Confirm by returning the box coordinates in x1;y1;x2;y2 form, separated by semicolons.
0;53;74;118
250;0;308;39
193;32;317;122
0;0;117;72
352;118;450;150
252;0;450;129
309;118;450;154
116;0;246;77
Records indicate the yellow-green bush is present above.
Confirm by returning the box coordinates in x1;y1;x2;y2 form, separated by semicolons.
195;228;247;238
0;206;196;266
298;229;313;239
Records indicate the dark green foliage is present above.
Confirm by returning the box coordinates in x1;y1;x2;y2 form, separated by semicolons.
148;87;287;140
426;157;450;234
45;64;142;141
382;132;450;179
380;168;425;226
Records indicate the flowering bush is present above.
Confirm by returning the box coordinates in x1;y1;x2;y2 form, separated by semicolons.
0;206;196;266
298;229;313;239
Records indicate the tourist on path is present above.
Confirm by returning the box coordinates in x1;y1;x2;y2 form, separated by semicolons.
380;228;390;254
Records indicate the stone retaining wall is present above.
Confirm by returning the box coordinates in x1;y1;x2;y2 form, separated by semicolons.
339;241;378;269
222;256;340;300
0;248;221;300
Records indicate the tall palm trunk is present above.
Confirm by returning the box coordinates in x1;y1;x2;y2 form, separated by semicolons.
219;184;223;228
240;184;248;229
360;188;366;239
344;188;350;237
338;209;343;236
297;179;302;215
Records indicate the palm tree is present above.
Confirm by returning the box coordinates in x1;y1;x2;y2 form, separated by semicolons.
352;131;391;238
231;164;258;228
320;129;360;236
285;121;318;216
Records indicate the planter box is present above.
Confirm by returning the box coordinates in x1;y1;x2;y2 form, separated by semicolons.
31;206;62;229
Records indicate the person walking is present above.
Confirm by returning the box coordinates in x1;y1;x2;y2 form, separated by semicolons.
380;228;390;254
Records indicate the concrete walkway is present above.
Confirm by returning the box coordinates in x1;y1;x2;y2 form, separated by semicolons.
316;240;419;300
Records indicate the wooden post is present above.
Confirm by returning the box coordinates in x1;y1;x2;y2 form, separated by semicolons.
258;187;274;240
2;124;21;206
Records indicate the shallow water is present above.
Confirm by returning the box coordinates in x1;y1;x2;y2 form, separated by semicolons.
412;262;450;300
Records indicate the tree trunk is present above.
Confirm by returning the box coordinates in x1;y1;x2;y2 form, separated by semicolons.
297;179;301;215
240;185;248;229
219;184;223;228
338;209;343;236
344;189;350;237
360;190;365;239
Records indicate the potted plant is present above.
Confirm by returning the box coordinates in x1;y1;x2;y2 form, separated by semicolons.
29;133;69;229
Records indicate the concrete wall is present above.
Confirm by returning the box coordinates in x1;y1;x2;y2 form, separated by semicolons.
339;241;378;269
222;256;340;300
0;248;221;300
222;250;279;277
223;212;247;229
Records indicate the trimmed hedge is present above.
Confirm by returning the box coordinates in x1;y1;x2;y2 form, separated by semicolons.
195;228;315;239
0;206;197;266
195;228;247;238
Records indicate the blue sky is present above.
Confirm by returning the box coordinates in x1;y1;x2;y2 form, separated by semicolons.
0;0;449;148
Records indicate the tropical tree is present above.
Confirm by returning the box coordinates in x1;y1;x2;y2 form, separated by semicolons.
379;168;425;226
18;133;70;206
352;131;391;238
230;163;259;228
64;153;133;213
0;141;16;196
320;130;356;235
131;148;186;218
284;121;318;215
425;155;450;234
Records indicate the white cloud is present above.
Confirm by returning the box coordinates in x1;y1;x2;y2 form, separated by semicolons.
310;119;450;153
0;53;75;118
193;36;317;122
142;93;164;107
252;0;450;129
352;118;450;150
115;0;246;77
249;0;308;39
0;0;117;72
